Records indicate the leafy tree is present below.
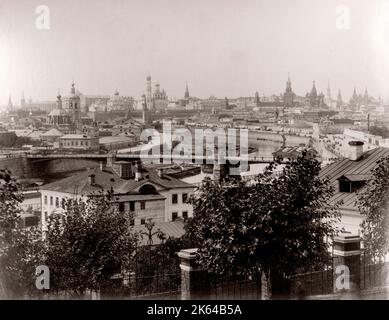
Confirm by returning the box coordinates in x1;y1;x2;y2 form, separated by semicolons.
0;169;45;299
369;125;389;139
44;191;138;296
186;154;341;292
358;156;389;259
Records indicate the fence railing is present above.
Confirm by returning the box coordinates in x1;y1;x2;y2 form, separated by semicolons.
289;253;389;298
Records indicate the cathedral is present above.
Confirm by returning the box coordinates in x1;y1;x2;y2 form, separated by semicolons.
306;81;325;108
47;82;81;128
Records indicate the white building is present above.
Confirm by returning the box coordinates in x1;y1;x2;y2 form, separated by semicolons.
39;162;195;233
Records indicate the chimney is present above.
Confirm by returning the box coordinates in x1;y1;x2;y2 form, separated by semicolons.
135;161;143;181
157;168;163;177
100;161;106;171
88;174;96;185
348;141;364;161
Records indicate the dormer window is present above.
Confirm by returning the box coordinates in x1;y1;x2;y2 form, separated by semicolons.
338;174;370;193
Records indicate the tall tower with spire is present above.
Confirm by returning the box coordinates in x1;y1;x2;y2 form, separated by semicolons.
336;90;343;110
254;91;260;107
363;88;369;105
184;82;190;100
325;81;332;106
350;87;358;105
66;82;81;126
283;73;294;108
21;92;26;108
309;81;318;107
7;95;13;112
146;75;154;111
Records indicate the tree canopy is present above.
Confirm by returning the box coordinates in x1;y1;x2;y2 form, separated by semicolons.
186;155;341;281
358;156;389;259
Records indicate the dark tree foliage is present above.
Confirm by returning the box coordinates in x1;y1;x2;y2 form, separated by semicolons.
44;191;138;296
358;156;389;259
186;155;341;283
369;126;389;139
0;169;45;298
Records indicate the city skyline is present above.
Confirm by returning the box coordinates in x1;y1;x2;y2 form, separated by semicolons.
1;0;389;105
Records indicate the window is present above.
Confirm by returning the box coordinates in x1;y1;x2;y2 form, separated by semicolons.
61;199;65;209
182;193;188;203
44;211;48;222
50;196;53;206
172;212;178;221
119;202;125;212
141;218;145;225
139;184;157;195
130;219;135;226
140;201;145;210
339;180;351;193
44;195;47;205
129;201;135;211
81;141;83;146
172;194;178;204
55;197;59;208
183;211;188;220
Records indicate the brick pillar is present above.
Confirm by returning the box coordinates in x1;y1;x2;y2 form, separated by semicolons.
332;234;361;292
178;248;210;300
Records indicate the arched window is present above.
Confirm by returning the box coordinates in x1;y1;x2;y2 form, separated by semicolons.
139;184;157;195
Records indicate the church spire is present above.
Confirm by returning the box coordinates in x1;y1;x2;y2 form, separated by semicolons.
21;91;26;108
185;82;190;99
8;95;13;110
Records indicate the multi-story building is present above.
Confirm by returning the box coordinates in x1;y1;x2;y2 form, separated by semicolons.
39;162;195;232
58;134;99;150
320;142;389;234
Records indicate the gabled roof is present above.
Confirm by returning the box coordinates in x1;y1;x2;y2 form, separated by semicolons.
114;168;194;194
40;166;194;196
41;128;63;137
338;174;371;182
40;167;122;195
320;147;389;211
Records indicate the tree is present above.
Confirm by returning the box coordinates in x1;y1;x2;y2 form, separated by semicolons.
357;156;389;259
44;191;138;297
186;154;341;293
368;126;389;139
0;169;45;299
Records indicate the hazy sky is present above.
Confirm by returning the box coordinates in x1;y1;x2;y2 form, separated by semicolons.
1;0;389;105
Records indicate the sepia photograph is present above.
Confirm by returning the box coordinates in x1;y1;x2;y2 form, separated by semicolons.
1;0;389;312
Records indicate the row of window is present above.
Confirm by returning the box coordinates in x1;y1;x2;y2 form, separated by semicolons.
44;195;65;208
44;210;189;225
60;140;90;147
172;193;189;204
172;211;188;220
118;201;144;212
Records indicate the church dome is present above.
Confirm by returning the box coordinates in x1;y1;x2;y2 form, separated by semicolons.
49;108;69;117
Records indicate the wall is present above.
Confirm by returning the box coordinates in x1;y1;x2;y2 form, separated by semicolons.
160;187;194;222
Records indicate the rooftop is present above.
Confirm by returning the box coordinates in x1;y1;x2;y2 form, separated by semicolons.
40;165;194;196
319;147;389;211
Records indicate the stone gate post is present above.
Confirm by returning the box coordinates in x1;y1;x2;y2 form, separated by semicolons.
332;234;361;293
178;248;210;300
